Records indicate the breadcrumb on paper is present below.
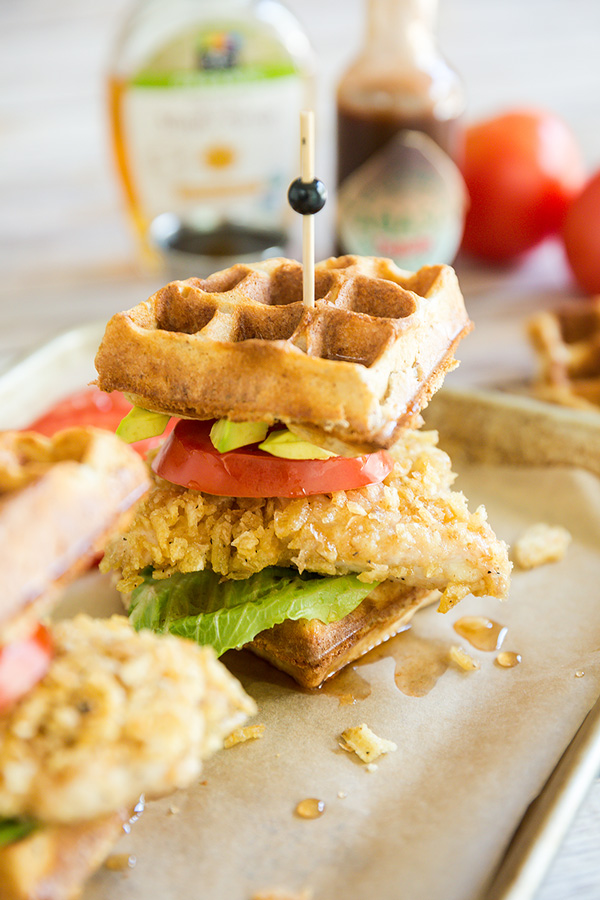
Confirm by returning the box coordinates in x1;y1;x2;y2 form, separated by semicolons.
513;523;572;570
340;724;397;763
224;724;265;748
449;645;480;671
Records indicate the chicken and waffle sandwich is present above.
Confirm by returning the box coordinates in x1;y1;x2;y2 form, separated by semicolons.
0;427;255;900
96;255;511;689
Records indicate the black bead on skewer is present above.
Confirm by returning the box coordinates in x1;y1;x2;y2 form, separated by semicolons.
288;177;327;215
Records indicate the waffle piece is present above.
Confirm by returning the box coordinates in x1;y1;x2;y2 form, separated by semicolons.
0;427;150;640
248;582;438;689
95;256;472;451
0;811;127;900
528;299;600;409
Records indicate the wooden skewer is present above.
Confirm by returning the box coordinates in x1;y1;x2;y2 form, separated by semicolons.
300;110;315;309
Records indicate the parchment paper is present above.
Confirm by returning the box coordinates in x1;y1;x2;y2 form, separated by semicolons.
3;326;600;900
67;461;600;900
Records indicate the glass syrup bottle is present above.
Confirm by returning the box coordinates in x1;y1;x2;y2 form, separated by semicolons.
109;0;313;277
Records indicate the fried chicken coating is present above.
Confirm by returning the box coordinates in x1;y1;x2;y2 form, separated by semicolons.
102;429;510;611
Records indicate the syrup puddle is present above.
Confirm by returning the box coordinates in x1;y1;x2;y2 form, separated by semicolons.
319;629;450;704
453;616;507;652
315;665;370;704
224;619;512;708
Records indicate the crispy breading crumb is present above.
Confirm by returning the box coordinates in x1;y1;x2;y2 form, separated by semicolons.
449;645;480;671
513;523;572;570
340;724;397;763
224;724;265;748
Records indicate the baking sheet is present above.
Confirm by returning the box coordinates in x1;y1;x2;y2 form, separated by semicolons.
3;326;600;900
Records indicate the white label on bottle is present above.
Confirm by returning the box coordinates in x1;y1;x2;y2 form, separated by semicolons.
121;77;303;227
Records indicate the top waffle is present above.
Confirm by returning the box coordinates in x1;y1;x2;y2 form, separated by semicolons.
95;256;472;450
528;299;600;410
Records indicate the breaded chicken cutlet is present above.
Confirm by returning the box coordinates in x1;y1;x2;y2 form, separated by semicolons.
104;428;509;613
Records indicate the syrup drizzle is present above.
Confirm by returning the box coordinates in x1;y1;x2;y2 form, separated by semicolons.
105;854;136;872
361;631;450;697
318;666;371;704
319;629;450;703
224;617;512;708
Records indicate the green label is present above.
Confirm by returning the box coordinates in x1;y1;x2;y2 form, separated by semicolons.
132;62;297;88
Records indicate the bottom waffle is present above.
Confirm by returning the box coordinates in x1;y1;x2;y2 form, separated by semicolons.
247;582;439;689
0;811;127;900
527;299;600;409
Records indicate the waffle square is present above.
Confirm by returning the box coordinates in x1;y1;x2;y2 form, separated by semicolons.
528;298;600;409
95;256;472;450
248;582;438;688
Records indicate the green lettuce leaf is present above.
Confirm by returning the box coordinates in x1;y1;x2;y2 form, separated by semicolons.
129;567;376;656
0;817;36;848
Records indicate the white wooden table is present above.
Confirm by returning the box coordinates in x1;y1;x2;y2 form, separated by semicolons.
2;1;600;897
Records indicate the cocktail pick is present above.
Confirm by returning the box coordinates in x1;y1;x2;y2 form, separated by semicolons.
287;110;327;308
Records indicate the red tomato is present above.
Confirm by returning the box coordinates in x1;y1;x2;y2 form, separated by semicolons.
27;387;174;456
0;624;53;712
28;387;130;434
562;170;600;294
461;109;585;263
152;419;394;498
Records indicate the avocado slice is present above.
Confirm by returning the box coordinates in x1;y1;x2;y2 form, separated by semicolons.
116;407;171;443
259;428;336;460
210;419;269;452
0;817;37;847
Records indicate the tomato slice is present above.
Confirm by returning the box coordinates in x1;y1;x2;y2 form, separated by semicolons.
27;387;175;457
0;624;53;713
152;419;394;498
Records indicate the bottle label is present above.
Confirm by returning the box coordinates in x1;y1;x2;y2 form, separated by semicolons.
119;24;305;229
337;131;466;269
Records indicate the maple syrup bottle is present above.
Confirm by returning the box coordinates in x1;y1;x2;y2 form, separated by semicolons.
109;0;313;277
336;0;466;268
